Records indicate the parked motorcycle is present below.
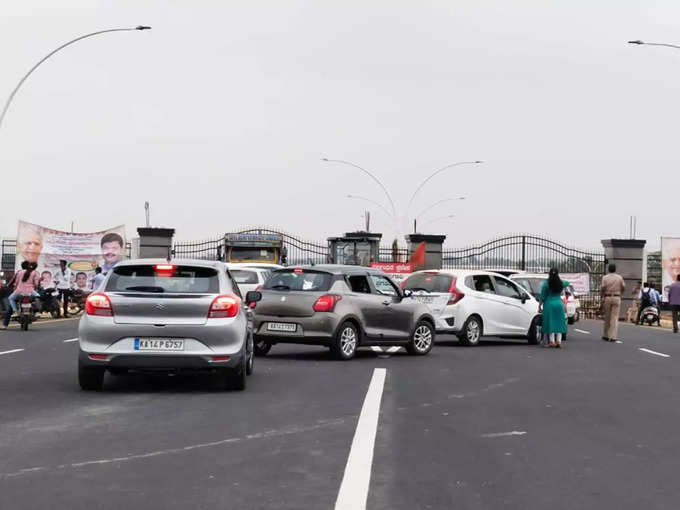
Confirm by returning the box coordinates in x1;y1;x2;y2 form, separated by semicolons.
37;287;60;318
639;305;660;327
68;289;89;316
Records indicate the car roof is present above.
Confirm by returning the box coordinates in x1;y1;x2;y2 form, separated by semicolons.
116;258;225;269
225;263;283;270
407;269;514;278
510;273;548;279
276;264;386;276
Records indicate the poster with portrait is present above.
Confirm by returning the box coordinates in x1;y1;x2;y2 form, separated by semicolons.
15;221;126;292
661;237;680;301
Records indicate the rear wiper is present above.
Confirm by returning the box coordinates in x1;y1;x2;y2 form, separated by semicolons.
269;285;290;290
124;286;165;293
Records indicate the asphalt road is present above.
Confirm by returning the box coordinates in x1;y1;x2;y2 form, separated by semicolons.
1;318;679;510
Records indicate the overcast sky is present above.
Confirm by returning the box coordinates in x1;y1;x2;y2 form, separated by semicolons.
2;1;679;250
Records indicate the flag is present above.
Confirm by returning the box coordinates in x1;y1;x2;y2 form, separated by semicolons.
409;242;426;267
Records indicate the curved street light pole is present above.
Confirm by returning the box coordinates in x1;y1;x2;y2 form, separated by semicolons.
628;40;680;50
419;214;455;231
415;196;466;221
407;160;482;209
0;25;152;131
346;194;394;219
322;158;397;218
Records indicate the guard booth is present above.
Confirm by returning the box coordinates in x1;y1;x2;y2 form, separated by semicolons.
223;233;285;264
327;232;382;266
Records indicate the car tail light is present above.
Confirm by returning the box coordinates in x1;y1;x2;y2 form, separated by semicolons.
86;293;113;316
447;277;465;305
89;353;108;361
313;294;342;312
209;294;240;318
211;355;230;362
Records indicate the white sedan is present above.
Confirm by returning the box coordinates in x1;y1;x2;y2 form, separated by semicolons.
225;263;281;295
401;269;542;345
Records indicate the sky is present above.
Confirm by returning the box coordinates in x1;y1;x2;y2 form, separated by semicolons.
1;1;679;251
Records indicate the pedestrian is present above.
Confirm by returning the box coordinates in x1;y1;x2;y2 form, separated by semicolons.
2;262;40;330
600;263;626;342
539;268;569;348
650;283;662;326
53;259;72;318
92;266;105;291
668;274;680;334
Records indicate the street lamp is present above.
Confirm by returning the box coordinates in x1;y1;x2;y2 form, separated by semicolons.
628;40;680;50
418;214;455;232
412;197;465;234
346;194;394;219
407;161;482;209
0;25;152;131
322;158;397;218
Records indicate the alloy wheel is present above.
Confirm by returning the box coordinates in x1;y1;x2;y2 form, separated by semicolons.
340;327;357;357
467;321;480;343
414;325;433;352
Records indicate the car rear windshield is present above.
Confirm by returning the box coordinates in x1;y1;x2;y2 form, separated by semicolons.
403;272;453;293
231;270;259;284
106;265;219;293
263;270;332;292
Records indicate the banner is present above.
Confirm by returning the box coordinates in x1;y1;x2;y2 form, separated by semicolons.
561;273;590;295
661;237;680;301
16;221;126;292
370;262;414;285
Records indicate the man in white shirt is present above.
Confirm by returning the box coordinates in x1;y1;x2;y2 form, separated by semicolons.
92;267;106;291
53;259;72;318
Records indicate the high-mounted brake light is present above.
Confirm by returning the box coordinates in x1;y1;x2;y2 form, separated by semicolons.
86;293;113;316
447;277;465;305
293;268;304;274
209;294;240;318
313;294;342;312
155;264;175;270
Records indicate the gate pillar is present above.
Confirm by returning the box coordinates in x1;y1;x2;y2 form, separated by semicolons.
137;227;175;259
601;238;646;320
405;234;446;271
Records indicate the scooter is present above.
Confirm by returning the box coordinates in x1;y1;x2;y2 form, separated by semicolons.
639;306;660;327
37;287;60;318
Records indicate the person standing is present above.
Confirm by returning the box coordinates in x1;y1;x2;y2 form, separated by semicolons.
601;263;626;342
668;275;680;334
539;268;570;348
53;259;72;318
92;267;106;291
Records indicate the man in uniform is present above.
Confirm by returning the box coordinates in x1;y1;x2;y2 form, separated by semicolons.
601;263;626;342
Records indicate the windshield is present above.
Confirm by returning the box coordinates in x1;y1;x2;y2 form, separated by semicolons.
263;270;332;292
402;272;453;293
229;247;276;262
106;265;219;293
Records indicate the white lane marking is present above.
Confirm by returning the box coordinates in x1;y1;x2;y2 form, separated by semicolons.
335;368;387;510
386;346;402;353
481;431;527;438
63;338;78;343
574;329;590;334
639;348;670;358
370;346;383;353
0;349;24;356
615;340;623;344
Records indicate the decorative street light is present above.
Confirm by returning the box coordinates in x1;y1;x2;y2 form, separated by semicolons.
0;25;152;131
346;194;394;219
415;196;466;221
407;161;482;209
419;214;456;232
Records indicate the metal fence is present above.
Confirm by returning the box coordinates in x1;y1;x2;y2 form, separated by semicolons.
442;234;606;318
647;251;662;288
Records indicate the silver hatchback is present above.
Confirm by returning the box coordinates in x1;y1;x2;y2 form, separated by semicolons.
78;259;260;391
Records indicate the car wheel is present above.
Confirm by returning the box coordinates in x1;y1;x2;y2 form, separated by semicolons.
331;322;358;360
246;346;254;376
527;316;541;345
224;352;247;391
254;339;271;356
407;321;434;355
567;316;575;325
459;316;482;346
79;362;104;391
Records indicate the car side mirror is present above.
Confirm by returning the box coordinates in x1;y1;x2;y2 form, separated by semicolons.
245;291;262;303
520;294;529;304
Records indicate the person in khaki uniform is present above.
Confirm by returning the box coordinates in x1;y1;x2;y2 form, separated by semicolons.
601;263;626;342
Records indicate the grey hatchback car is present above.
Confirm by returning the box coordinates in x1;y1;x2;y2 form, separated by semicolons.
252;265;436;360
78;259;261;391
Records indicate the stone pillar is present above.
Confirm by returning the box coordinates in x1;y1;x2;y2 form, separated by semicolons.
601;239;647;320
137;227;175;259
404;234;446;271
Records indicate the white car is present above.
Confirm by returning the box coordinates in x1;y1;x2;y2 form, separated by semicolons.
510;273;581;324
225;263;280;295
401;269;542;345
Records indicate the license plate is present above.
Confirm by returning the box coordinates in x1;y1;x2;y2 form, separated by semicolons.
647;315;654;320
134;338;185;351
414;296;434;304
267;322;297;332
21;303;32;309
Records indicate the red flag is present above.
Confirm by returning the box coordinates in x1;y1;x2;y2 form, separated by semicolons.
409;242;426;267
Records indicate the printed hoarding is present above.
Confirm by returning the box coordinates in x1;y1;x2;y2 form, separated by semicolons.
370;262;414;285
661;237;680;301
15;220;126;292
561;273;590;295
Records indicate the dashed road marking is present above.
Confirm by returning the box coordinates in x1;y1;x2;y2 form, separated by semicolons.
574;329;590;334
639;348;670;358
63;338;78;343
335;368;386;510
0;349;24;356
481;431;527;438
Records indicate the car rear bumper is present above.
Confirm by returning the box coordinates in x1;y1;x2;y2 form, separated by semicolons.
253;313;340;346
78;348;243;371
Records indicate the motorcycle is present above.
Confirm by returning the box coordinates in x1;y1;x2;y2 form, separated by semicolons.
17;295;36;331
68;289;89;316
37;287;61;318
639;305;660;326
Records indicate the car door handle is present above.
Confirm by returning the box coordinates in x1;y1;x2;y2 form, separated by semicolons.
382;300;392;306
